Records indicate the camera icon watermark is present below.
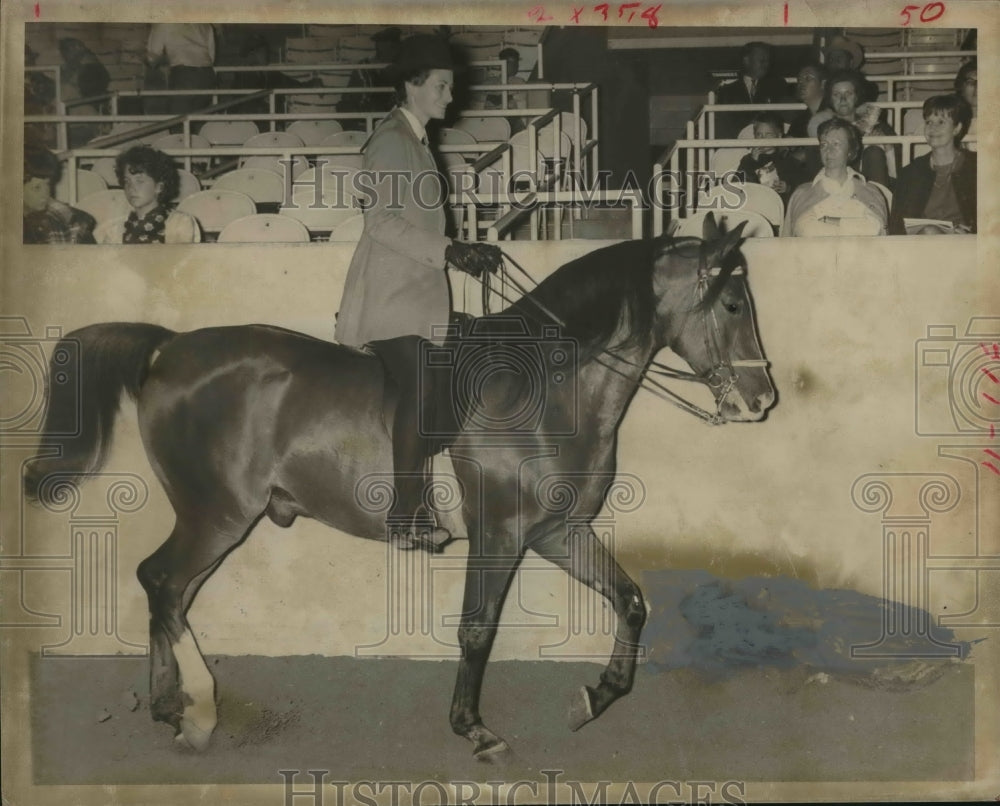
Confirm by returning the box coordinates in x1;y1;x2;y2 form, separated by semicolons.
914;317;1000;437
419;316;579;438
0;317;80;443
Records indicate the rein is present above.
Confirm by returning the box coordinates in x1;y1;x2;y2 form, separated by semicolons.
481;246;767;425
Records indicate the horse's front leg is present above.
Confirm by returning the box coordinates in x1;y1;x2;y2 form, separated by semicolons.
449;535;522;761
534;526;647;730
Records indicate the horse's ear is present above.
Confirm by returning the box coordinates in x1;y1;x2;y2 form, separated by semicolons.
701;211;721;242
720;220;749;254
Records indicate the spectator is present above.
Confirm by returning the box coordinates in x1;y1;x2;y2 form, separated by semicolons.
233;35;321;113
147;24;218;115
954;60;977;152
788;63;827;177
338;27;402;130
484;47;527;131
735;111;808;203
823;34;878;102
58;37;112;147
808;69;897;187
95;146;201;243
783;117;887;237
889;95;976;235
24;45;58;150
23;146;97;244
715;41;790;139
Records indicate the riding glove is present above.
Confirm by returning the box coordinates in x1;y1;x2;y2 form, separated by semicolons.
445;241;502;278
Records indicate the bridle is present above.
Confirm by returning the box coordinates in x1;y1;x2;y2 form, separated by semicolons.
480;243;770;425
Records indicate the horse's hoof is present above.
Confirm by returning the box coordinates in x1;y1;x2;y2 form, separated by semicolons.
473;737;511;763
175;708;215;751
568;685;595;731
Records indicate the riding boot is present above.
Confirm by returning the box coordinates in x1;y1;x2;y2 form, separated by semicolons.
380;338;451;552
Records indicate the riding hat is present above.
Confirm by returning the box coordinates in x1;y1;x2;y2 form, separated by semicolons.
385;34;454;82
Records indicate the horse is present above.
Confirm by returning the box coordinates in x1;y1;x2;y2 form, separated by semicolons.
24;216;775;760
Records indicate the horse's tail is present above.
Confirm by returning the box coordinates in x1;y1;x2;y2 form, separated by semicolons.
23;323;176;504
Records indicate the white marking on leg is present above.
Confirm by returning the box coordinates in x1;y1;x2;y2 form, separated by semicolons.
172;630;216;750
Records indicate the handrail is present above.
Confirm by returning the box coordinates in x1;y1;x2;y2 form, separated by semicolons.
485;188;644;242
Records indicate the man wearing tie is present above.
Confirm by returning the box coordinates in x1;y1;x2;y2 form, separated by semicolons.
335;34;501;550
715;41;790;139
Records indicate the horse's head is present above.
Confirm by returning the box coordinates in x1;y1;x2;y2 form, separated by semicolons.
651;214;776;423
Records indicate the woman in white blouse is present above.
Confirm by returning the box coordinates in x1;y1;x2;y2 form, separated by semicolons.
782;118;888;237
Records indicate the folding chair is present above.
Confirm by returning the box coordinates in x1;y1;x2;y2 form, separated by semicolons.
217;214;311;243
674;209;774;239
54;168;107;205
76;189;130;225
329;214;365;242
287;119;344;146
212;168;287;205
178;189;256;236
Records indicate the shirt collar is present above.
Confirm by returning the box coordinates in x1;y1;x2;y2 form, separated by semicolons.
398;106;428;144
812;166;866;187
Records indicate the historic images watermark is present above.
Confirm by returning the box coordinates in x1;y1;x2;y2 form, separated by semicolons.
280;159;747;215
850;317;1000;658
278;769;748;806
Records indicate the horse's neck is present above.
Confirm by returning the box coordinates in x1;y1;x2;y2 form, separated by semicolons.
577;342;655;435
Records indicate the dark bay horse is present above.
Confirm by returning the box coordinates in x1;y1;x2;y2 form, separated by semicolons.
24;218;775;759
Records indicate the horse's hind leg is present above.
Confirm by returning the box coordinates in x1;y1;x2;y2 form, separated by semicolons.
137;515;254;751
534;527;647;730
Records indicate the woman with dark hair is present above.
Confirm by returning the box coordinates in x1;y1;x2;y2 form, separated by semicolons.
783;117;888;236
95;146;200;243
23;146;96;244
954;60;977;152
889;95;976;235
335;34;501;550
807;69;897;187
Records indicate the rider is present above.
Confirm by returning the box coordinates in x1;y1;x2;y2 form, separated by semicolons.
334;34;502;549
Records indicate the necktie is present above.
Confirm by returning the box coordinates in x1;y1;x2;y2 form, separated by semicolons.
749;79;757;101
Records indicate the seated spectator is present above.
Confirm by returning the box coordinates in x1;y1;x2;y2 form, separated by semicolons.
735;111;808;202
24;45;58;150
715;41;791;139
232;35;321;114
808;70;897;187
783;117;888;237
823;34;878;102
95;146;201;243
788;63;827;176
954;60;977;152
23;146;97;244
889;95;976;235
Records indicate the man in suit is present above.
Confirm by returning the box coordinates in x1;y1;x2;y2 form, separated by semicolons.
335;34;501;550
715;41;790;139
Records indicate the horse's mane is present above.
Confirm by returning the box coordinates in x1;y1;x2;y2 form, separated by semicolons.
498;238;662;361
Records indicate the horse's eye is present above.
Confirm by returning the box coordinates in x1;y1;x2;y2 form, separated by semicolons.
724;301;741;314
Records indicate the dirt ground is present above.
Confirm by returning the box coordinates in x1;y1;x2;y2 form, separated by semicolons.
29;571;976;787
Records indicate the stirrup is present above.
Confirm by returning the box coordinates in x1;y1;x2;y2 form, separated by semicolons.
387;518;452;553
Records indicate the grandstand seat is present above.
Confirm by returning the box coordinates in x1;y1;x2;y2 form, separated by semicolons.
869;181;893;209
244;131;306;149
217;214;311;244
286;93;342;115
75;189;130;224
279;186;359;234
149;133;211;153
296;164;361;196
674;209;774;239
321;130;368;148
89;157;120;188
212;169;287;205
329;214;365;242
54;168;107;205
287;119;344;146
337;34;376;63
454;115;511;142
698;181;784;231
710;147;752;177
241;154;310;179
439;127;478;148
178;189;256;234
175;169;202;202
284;37;338;65
902;108;925;135
200;120;260;146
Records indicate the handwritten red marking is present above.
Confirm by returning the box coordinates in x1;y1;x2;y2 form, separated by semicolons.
982;366;1000;384
34;2;40;17
992;424;997;439
983;393;1000;406
570;6;584;22
593;3;610;21
618;1;640;21
900;4;920;24
641;2;661;27
527;5;554;22
984;449;1000;462
784;2;788;24
983;462;1000;477
920;1;946;22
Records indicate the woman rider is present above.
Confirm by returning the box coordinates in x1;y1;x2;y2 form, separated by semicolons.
335;34;502;550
